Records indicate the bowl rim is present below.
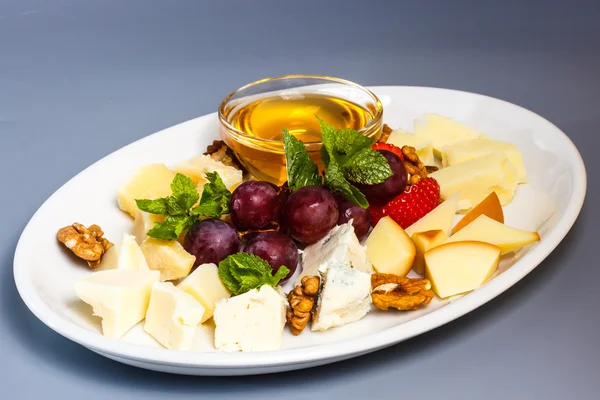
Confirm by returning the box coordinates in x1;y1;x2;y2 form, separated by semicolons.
217;74;384;146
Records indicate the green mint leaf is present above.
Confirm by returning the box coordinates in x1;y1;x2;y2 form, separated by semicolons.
146;215;195;241
342;148;393;184
319;118;369;208
218;257;240;294
318;117;393;188
170;173;197;199
135;198;168;215
271;266;290;285
218;253;288;295
333;128;373;157
190;171;231;218
324;162;369;208
282;128;322;190
165;197;188;216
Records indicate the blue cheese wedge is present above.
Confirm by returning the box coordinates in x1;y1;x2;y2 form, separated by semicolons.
311;264;372;332
213;285;287;352
297;221;373;285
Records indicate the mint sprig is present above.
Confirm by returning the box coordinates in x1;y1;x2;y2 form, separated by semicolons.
190;172;231;218
318;118;392;185
218;253;290;296
135;172;231;241
281;118;393;208
282;128;322;190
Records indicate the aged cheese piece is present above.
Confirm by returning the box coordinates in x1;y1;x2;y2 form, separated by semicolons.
430;152;519;211
117;164;176;217
425;241;501;298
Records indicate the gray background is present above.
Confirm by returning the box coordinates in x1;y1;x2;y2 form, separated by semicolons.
1;0;598;399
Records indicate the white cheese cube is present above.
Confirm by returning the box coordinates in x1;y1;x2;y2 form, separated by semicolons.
177;263;231;323
311;264;372;332
75;269;160;339
213;285;286;352
144;282;205;350
298;222;373;284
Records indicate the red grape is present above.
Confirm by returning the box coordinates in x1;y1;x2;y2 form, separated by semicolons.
243;232;299;282
354;150;407;205
231;181;280;230
336;197;371;240
282;186;339;244
183;219;241;268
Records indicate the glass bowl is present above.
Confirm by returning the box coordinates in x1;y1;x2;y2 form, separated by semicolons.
218;74;383;184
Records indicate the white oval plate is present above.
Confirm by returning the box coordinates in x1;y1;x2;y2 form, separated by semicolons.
14;86;586;376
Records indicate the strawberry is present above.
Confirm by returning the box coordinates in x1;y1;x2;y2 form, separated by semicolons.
370;177;441;228
372;142;404;161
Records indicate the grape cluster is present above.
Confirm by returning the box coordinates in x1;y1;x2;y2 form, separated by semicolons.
183;149;405;280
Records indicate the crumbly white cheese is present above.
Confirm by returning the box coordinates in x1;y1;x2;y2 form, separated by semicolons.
297;221;373;284
213;285;287;352
311;263;372;332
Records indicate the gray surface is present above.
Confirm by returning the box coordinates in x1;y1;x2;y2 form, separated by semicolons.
1;0;599;398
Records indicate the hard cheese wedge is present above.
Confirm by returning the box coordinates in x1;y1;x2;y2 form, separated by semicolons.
75;269;160;339
430;152;519;211
132;210;165;245
177;263;231;323
413;114;482;156
444;214;540;255
213;285;286;352
144;282;205;351
140;238;196;281
365;216;415;277
452;191;504;234
412;230;448;275
442;137;527;183
405;193;460;237
387;129;435;165
117;164;176;217
425;241;501;298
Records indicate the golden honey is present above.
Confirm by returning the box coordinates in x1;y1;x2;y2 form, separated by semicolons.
229;93;374;143
219;76;383;184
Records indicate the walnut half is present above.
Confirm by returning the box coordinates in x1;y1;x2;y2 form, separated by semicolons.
286;276;320;335
57;223;113;268
371;273;434;311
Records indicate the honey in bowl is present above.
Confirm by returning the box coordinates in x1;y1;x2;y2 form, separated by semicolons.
229;93;374;143
219;75;383;184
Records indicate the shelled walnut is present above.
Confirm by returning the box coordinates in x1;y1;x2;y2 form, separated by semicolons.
204;140;246;173
379;123;393;143
402;145;429;185
371;273;434;311
286;276;320;335
56;223;113;268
